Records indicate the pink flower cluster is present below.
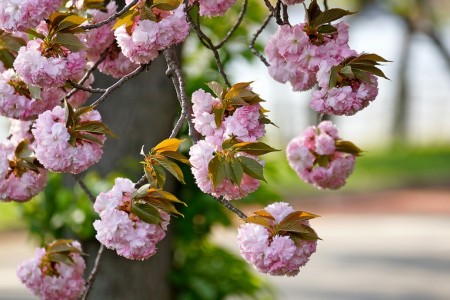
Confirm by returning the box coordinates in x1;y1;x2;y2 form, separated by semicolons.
189;141;260;200
286;121;355;189
0;69;63;120
189;88;267;200
16;241;85;300
98;45;139;78
237;202;317;276
0;141;47;202
192;0;237;17
32;106;105;174
265;22;354;91
81;1;118;62
114;6;189;64
93;178;169;260
0;0;62;32
310;60;379;115
14;39;86;89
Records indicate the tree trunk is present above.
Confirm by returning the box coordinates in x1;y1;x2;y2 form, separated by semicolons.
82;55;178;300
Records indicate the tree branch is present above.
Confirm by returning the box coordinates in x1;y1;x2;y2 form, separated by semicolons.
215;197;247;219
80;0;139;30
90;63;151;107
250;14;272;67
73;175;96;203
215;0;249;49
81;244;105;300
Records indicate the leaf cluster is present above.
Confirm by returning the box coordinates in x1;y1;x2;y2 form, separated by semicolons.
7;140;42;178
64;101;116;147
208;138;279;188
40;239;83;276
113;0;182;33
142;138;190;189
304;0;354;40
244;209;320;245
0;30;26;68
329;53;390;88
131;184;187;225
206;81;271;128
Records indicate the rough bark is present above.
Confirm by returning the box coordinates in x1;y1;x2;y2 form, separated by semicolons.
82;55;178;300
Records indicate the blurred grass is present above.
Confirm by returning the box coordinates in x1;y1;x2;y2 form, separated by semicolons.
263;145;450;197
1;145;449;231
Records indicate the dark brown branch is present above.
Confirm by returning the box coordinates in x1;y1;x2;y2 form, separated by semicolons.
250;14;272;67
282;3;289;25
73;175;96;203
215;0;249;49
80;0;139;30
215;197;247;219
68;81;106;93
81;244;105;300
90;63;150;107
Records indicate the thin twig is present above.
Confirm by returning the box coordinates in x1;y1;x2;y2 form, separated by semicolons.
66;49;110;99
73;175;96;203
186;10;231;87
250;14;272;67
90;63;150;107
324;0;329;10
80;0;139;30
282;3;289;25
81;244;105;300
68;81;106;93
163;47;201;142
215;197;247;219
215;0;249;49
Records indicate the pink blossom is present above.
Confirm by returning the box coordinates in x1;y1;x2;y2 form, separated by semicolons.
0;0;62;32
115;6;189;64
0;141;47;202
98;47;139;78
17;241;85;300
286;121;356;189
189;141;261;200
14;40;86;89
237;202;317;276
32;106;105;174
265;22;354;92
81;1;118;62
194;0;237;17
8;119;34;146
0;69;64;120
93;178;169;260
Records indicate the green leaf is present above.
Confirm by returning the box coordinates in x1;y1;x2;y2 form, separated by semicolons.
132;203;162;225
307;0;322;23
340;65;354;79
208;155;226;188
73;121;116;137
25;29;45;40
153;155;186;184
280;211;320;223
335;140;363;156
229;158;244;185
0;49;15;69
153;163;167;189
148;189;186;205
311;8;355;27
253;209;275;220
131;183;151;199
77;133;104;145
221;137;239;150
146;198;183;217
112;9;139;31
159;151;190;165
28;85;42;100
2;35;26;51
317;24;337;34
54;33;85;52
237;156;266;182
329;66;338;88
232;142;279;156
350;64;389;80
213;106;225;128
244;215;272;228
206;81;224;98
153;138;184;153
56;15;88;33
277;222;320;241
354;53;390;63
151;0;182;11
47;253;75;265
